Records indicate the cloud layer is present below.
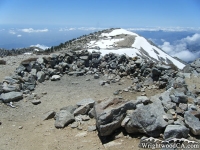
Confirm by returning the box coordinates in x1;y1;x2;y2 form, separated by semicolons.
159;34;200;62
21;28;48;33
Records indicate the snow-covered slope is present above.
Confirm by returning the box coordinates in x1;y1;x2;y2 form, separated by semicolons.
87;28;185;69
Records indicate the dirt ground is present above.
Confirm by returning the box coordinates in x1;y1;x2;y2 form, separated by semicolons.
0;54;197;150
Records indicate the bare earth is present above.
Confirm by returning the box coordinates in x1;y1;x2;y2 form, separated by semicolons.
0;54;197;150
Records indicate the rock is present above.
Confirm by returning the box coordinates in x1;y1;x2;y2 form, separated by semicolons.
87;126;96;132
3;84;20;92
170;90;188;104
125;98;167;137
37;58;44;64
0;92;23;103
88;108;95;118
55;109;75;128
103;141;122;149
75;131;87;137
31;100;41;105
73;105;90;116
94;73;99;79
179;103;188;111
18;126;23;129
164;125;189;140
43;110;56;120
76;98;95;108
71;122;79;128
37;71;45;83
136;96;151;105
94;98;136;136
184;111;200;135
51;75;61;81
30;69;37;76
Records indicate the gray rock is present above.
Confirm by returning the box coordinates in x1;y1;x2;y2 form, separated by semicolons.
30;69;37;76
125;98;167;137
37;71;45;83
71;122;79;128
164;125;189;140
43;110;56;120
94;73;99;79
55;109;75;128
74;105;90;116
31;100;41;105
94;98;136;136
3;84;20;92
136;96;151;104
87;126;96;132
3;76;19;84
0;92;23;103
184;111;200;135
76;98;95;108
60;105;77;113
37;58;44;64
170;90;188;104
88;108;95;118
51;75;61;81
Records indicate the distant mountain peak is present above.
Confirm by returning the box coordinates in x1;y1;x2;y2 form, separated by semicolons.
84;28;186;69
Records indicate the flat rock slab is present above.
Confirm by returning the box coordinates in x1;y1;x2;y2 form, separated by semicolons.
76;98;95;107
164;125;189;140
184;111;200;135
125;97;167;137
94;98;136;136
0;91;23;103
55;109;75;128
43;110;56;120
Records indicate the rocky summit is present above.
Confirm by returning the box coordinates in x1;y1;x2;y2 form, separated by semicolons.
0;28;200;150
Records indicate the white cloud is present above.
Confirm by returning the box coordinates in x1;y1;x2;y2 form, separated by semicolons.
127;27;200;32
9;30;16;34
21;28;48;33
17;34;22;37
182;33;200;45
159;33;200;62
30;44;49;50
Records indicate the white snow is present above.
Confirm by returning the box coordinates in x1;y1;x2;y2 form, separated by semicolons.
88;48;139;57
101;28;138;37
30;44;49;50
87;38;124;49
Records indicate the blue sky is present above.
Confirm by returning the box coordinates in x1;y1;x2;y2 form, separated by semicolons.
0;0;200;28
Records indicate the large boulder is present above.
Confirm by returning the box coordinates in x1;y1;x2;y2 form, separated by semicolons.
94;98;136;136
0;92;23;103
37;71;45;83
125;97;167;137
164;125;189;140
54;106;76;128
184;110;200;135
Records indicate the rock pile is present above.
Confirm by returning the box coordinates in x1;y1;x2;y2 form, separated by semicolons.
1;49;200;143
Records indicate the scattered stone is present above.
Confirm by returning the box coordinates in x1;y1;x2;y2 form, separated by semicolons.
51;75;61;81
71;122;79;128
18;126;23;129
87;126;96;132
74;105;90;116
94;74;99;79
31;100;41;105
164;125;189;140
43;110;56;120
0;92;23;103
184;111;200;135
75;132;87;137
55;109;75;128
76;98;95;107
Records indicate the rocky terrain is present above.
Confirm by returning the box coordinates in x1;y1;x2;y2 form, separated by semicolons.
1;28;200;150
